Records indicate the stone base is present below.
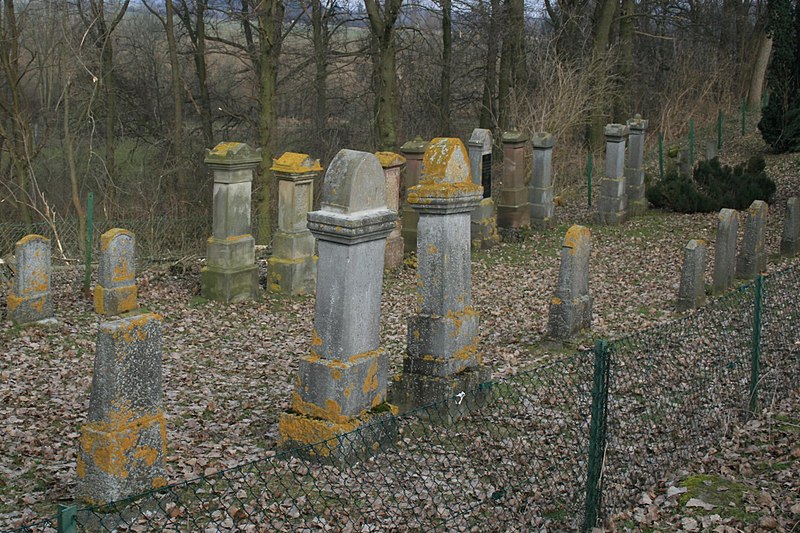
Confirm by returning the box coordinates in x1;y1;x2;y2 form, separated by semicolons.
267;255;317;295
627;198;648;217
385;234;405;269
780;239;800;257
201;264;259;303
406;309;480;376
6;292;53;325
470;199;499;250
206;235;255;270
496;203;531;230
389;365;492;419
676;293;706;312
735;254;766;280
548;295;593;339
94;284;138;316
593;209;626;226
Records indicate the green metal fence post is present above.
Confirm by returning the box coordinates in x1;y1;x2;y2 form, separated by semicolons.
57;504;77;533
83;192;94;295
741;97;747;135
749;275;764;414
689;118;695;166
717;110;723;150
658;132;664;180
587;152;593;208
583;339;610;532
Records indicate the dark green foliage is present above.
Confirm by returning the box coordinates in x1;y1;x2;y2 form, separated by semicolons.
646;156;776;213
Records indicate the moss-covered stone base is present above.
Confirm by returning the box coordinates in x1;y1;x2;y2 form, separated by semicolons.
7;292;53;325
267;256;316;295
389;365;492;421
201;264;259;303
94;284;138;316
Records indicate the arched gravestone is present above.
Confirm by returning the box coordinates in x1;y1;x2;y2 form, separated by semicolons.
530;131;556;229
468;128;499;250
548;225;593;338
400;137;428;253
376;151;407;269
736;200;768;279
7;234;53;325
94;228;138;316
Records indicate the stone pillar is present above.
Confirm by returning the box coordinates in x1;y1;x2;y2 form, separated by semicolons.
595;124;629;225
376;151;407;269
400;137;428;254
736;200;768;279
201;142;261;303
677;239;707;311
529;132;556;228
94;228;138;316
626;115;648;216
548;225;592;339
267;152;321;295
497;130;530;229
390;138;490;413
712;209;739;294
780;197;800;256
279;149;397;460
678;147;692;178
468;128;499;250
6;235;53;325
704;140;718;161
77;312;167;504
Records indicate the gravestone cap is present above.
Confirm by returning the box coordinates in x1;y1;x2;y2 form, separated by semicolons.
271;152;322;175
468;128;493;153
400;136;428;154
532;132;556;149
408;138;482;208
501;129;528;144
204;142;262;167
627;116;649;132
375;151;407;169
604;124;629;139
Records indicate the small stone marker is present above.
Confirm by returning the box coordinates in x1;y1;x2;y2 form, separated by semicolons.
780;197;800;256
94;228;138;316
529;131;556;228
497;129;530;229
704;140;718;161
678;147;691;178
376;151;407;269
626;115;648;216
595;124;628;225
712;209;739;294
548;225;592;338
391;138;490;412
467;128;499;249
677;239;707;311
201;142;261;303
267;152;321;294
6;235;53;325
400;137;428;254
77;312;167;504
736;200;768;279
279;149;397;460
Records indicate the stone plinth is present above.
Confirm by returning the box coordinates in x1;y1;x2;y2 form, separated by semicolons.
780;197;800;256
548;225;592;338
529;132;556;229
712;209;739;294
625;115;648;216
279;149;397;461
6;235;53;325
201;142;261;302
94;229;138;316
376;151;407;269
400;137;428;254
677;239;707;311
468;128;499;250
390;138;490;413
77;313;166;504
595;124;629;225
736;200;768;279
497;130;530;229
267;152;321;295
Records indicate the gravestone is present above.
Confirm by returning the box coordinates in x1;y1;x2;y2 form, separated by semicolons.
497;129;530;229
529;132;556;228
376;151;407;268
201;142;261;303
77;312;166;504
712;209;739;294
736;200;768;279
548;225;592;338
678;147;691;178
468;128;499;249
780;197;800;256
390;138;490;413
400;137;428;254
267;152;321;294
595;124;628;225
279;149;397;461
6;235;54;325
677;239;707;311
626;115;648;216
704;140;718;161
94;228;138;316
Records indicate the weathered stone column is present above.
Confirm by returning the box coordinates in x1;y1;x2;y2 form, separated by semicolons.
77;312;167;504
712;209;739;294
376;151;407;269
400;137;428;254
267;152;321;295
201;142;261;302
7;235;53;325
677;239;707;311
529;132;556;228
595;124;628;225
497;129;530;229
279;150;397;460
390;138;490;412
780;197;800;256
736;200;768;279
626;115;648;216
94;228;138;315
468;128;499;249
548;225;592;339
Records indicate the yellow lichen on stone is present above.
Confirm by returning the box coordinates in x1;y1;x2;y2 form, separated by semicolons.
563;225;590;254
427;243;438;254
420;138;471;184
453;337;479;362
362;359;379;394
152;477;167;489
6;294;22;311
291;392;350;424
209;142;243;157
133;446;159;467
374;151;407;169
100;229;132;252
551;296;563;305
17;234;47;246
331;368;342;380
407;181;481;203
112;259;133;283
271;152;322;174
278;412;360;454
311;329;323;347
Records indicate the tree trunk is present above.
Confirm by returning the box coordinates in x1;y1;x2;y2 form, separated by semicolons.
364;0;403;151
614;0;635;122
439;0;452;135
165;0;186;207
63;80;87;255
498;0;525;131
479;0;500;129
748;32;772;109
311;0;328;153
588;0;616;151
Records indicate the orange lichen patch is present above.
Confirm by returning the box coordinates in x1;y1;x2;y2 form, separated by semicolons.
30;297;45;313
7;294;23;312
290;393;351;424
311;329;323;347
427;243;438;254
118;314;156;345
343;385;353;398
152;477;168;489
207;234;251;244
76;454;86;478
407;182;481;203
420;138;471;183
278;412;360;454
17;234;48;246
374;151;407;168
371;394;381;408
453;338;479;362
348;349;381;364
133;446;159;467
551;296;563;305
94;287;106;315
100;229;133;252
271;152;323;174
563;225;590;254
112;259;134;283
210;142;243;156
362;360;379;394
331;369;342;380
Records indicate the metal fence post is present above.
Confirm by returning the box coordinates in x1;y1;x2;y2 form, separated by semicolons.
57;504;77;533
583;339;610;532
749;275;764;414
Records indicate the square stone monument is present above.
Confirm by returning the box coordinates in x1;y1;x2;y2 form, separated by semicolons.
6;235;54;325
712;209;738;294
467;128;499;249
736;200;768;279
595;124;629;225
400;137;428;254
497;129;530;229
677;239;707;311
94;228;138;316
376;151;407;269
626;115;649;216
529;132;556;229
780;197;800;256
